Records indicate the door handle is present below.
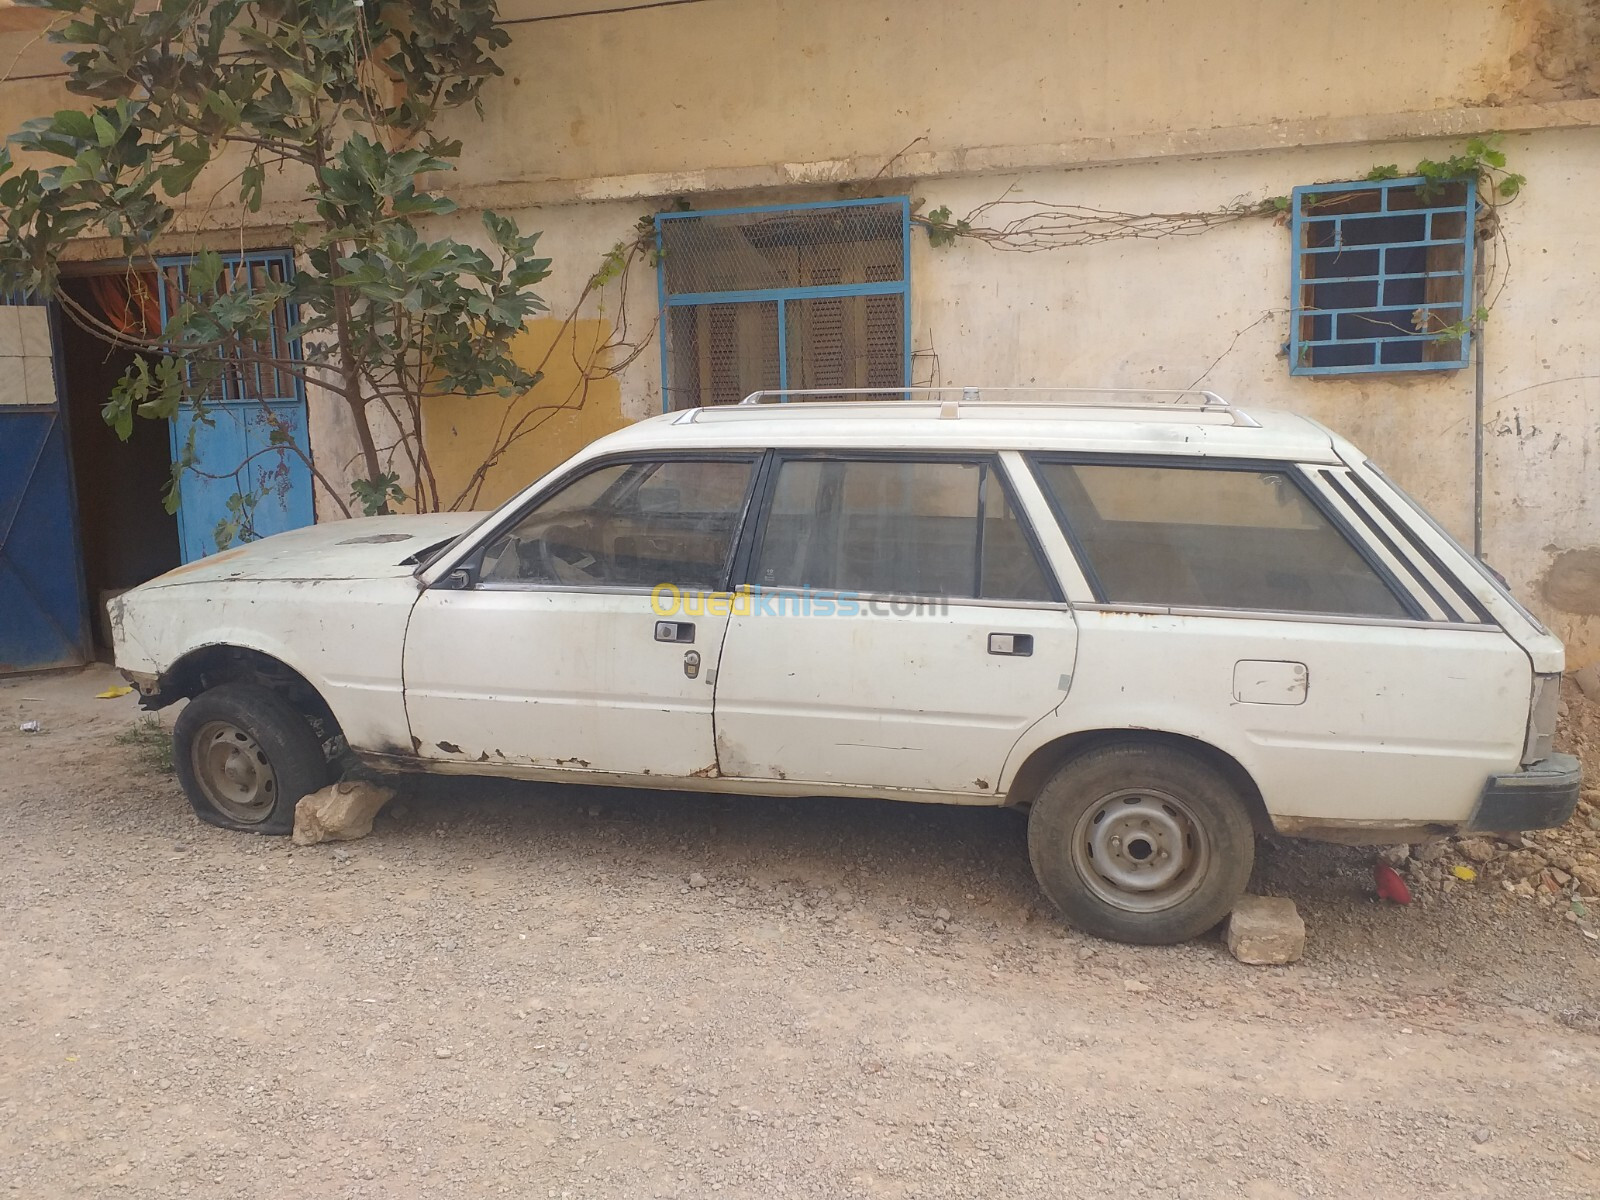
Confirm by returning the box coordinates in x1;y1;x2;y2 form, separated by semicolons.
987;633;1034;657
655;620;695;643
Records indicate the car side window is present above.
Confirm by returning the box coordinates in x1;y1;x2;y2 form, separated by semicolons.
1032;459;1410;618
478;457;756;589
751;457;1055;601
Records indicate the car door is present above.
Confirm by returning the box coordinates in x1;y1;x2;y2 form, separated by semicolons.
710;452;1077;797
1026;454;1532;825
402;453;760;778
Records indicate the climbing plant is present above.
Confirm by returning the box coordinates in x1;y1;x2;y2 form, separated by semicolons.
916;137;1523;341
0;0;550;523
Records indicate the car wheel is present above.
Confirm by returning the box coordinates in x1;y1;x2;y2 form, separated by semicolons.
1027;741;1255;945
172;683;332;835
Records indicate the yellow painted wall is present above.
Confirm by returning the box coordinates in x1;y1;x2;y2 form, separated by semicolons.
421;317;628;512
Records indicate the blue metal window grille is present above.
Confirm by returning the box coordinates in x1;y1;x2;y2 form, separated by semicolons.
656;197;911;409
1289;177;1475;376
155;251;305;406
155;250;315;559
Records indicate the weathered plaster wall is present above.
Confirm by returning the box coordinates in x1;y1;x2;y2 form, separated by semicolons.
902;129;1600;659
421;317;627;511
466;0;1519;187
439;124;1600;657
2;0;1597;659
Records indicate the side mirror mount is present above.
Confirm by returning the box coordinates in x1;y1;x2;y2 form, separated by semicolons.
440;566;474;591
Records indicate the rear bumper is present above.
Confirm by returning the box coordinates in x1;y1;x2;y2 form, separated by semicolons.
1465;752;1582;833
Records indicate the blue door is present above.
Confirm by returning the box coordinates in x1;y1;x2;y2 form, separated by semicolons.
0;299;90;673
157;251;314;562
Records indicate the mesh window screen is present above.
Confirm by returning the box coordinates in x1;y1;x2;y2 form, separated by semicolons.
658;199;908;409
667;302;782;409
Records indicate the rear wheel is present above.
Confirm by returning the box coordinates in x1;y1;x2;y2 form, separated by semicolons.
173;683;332;835
1027;741;1255;945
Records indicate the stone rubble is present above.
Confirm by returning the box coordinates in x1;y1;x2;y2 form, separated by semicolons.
1389;682;1600;939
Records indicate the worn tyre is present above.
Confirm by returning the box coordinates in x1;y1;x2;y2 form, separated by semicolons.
1027;741;1255;945
172;683;332;835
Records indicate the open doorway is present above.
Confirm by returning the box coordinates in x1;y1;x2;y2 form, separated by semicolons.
57;271;181;655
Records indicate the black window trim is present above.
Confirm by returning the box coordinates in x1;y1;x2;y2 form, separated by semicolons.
1313;467;1464;622
730;448;1066;605
1023;451;1428;622
1345;466;1495;625
448;448;767;594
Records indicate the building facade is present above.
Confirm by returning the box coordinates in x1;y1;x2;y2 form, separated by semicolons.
3;0;1599;670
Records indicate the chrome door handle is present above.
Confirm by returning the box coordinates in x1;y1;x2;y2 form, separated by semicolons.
987;633;1034;656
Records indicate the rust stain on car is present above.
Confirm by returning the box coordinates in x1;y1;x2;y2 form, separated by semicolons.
689;763;719;778
555;756;591;768
436;741;462;754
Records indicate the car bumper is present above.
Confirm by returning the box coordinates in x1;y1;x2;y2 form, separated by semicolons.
1465;752;1582;833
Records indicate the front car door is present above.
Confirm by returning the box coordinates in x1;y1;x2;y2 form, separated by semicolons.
402;453;760;778
710;451;1077;798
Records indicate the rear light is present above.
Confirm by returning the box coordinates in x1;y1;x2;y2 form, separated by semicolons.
1523;673;1560;764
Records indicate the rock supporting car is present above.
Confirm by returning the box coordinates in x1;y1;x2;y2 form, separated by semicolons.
112;388;1581;944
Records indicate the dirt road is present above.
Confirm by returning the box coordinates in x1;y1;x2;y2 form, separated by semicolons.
3;666;1599;1199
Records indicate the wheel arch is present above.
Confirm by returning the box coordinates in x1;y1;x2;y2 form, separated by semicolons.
1002;728;1274;836
155;643;344;747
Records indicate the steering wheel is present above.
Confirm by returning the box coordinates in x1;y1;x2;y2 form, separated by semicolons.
537;537;565;582
528;525;604;585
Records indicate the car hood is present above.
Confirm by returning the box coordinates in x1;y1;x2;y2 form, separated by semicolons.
136;512;486;587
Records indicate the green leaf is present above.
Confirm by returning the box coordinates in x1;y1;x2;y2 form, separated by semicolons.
157;141;211;197
240;162;264;212
52;108;95;141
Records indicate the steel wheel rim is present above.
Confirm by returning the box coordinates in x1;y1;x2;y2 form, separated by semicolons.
1070;787;1210;913
190;720;277;824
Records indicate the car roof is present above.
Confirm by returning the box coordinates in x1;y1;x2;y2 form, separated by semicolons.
588;396;1344;464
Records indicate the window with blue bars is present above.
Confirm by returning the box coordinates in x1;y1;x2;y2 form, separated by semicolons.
656;197;911;409
1289;177;1475;376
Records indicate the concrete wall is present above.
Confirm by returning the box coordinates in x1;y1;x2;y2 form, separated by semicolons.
2;0;1599;655
437;119;1600;658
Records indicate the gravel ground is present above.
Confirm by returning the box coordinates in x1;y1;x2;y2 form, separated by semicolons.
3;665;1599;1200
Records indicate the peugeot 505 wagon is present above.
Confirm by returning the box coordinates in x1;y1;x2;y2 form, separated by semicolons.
112;388;1581;944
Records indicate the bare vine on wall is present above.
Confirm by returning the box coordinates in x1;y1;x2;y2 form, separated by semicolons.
915;136;1524;343
917;185;1276;251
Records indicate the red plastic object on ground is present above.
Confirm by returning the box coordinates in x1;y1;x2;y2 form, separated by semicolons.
1373;861;1413;905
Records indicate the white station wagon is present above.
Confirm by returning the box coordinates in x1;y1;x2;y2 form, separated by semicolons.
112;389;1580;944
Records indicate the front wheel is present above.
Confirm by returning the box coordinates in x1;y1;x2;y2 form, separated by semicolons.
1027;742;1255;945
173;683;333;835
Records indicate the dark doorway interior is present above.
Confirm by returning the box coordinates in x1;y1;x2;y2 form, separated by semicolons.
58;275;181;652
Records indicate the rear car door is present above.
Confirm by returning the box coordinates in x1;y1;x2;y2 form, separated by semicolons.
1028;455;1531;826
402;453;759;777
711;452;1076;797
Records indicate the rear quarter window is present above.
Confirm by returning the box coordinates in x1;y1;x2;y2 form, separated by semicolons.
1033;459;1411;619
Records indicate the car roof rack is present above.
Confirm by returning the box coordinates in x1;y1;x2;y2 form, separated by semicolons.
696;386;1259;428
